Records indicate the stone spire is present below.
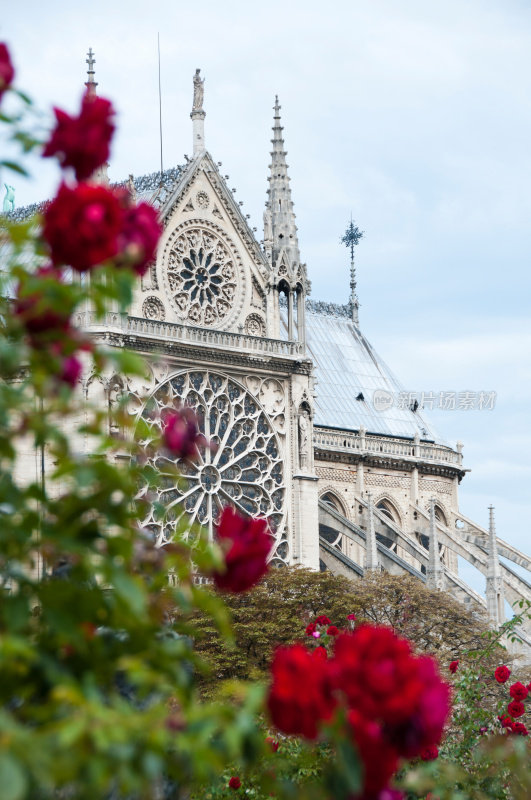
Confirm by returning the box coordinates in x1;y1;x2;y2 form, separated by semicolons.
266;96;300;268
426;497;445;591
365;493;379;571
83;49;108;185
190;68;206;156
486;505;505;627
85;47;98;97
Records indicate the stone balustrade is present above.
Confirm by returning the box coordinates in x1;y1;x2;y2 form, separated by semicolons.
75;311;306;358
313;425;462;466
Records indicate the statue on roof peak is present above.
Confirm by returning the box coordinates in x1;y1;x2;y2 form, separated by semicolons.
192;69;204;112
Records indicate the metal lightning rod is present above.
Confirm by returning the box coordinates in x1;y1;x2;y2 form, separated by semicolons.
157;33;164;184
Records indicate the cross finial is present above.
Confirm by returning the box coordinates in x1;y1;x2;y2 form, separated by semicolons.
85;47;98;96
341;215;364;325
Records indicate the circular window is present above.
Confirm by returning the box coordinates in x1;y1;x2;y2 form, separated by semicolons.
163;225;242;327
137;370;288;564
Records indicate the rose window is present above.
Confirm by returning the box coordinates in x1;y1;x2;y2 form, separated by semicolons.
164;227;239;327
138;371;288;564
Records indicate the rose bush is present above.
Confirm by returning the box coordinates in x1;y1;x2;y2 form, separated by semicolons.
1;39;530;800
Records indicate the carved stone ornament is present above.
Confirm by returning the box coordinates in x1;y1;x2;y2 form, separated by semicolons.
137;370;289;564
245;313;265;337
142;296;165;321
196;190;209;209
163;224;242;328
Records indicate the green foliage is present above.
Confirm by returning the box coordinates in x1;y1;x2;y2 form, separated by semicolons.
0;79;268;800
191;567;499;697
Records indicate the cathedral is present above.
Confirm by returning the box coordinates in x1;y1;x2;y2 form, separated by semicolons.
9;61;531;651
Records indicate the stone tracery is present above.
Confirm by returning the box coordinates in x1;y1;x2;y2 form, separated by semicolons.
137;370;288;564
163;225;240;327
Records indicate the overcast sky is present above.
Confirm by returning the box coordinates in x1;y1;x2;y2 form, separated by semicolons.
2;0;530;600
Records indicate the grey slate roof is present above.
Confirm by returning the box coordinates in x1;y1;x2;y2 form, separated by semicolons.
304;303;443;443
3;166;185;223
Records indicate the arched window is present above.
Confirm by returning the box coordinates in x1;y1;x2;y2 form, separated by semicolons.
321;491;344;515
376;499;400;525
374;500;399;552
434;505;447;527
319;492;345;551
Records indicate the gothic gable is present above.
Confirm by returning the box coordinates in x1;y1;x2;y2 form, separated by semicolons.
129;153;269;334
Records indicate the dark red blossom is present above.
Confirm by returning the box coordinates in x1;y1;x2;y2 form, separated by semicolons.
376;791;404;800
265;736;279;752
14;265;71;346
312;646;328;660
494;665;511;684
59;355;82;387
315;615;331;626
449;660;459;674
43;93;115;181
507;700;525;719
305;622;317;637
162;407;205;462
347;613;357;621
212;507;270;593
348;709;400;798
512;722;528;736
509;682;529;701
420;745;439;761
116;200;162;276
332;626;450;758
267;642;336;740
0;43;14;101
228;776;241;790
43;182;123;271
327;625;339;637
499;715;514;729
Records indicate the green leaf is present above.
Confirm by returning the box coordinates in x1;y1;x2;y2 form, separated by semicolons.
112;571;147;616
0;161;29;177
0;753;28;800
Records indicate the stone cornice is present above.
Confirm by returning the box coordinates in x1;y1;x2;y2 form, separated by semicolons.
89;329;313;377
314;448;464;481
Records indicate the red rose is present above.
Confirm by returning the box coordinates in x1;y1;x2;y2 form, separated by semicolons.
228;776;241;790
420;745;439;761
312;646;328;660
267;642;336;740
347;613;357;621
162;407;206;462
79;621;97;639
305;622;317;637
499;715;514;729
326;625;339;637
332;626;450;758
265;736;279;752
512;722;528;736
507;700;525;719
449;660;459;674
315;615;331;625
494;665;511;684
0;43;14;101
14;265;72;347
117;200;162;276
509;682;529;701
347;709;400;797
43;182;122;271
43;93;115;181
59;355;82;387
212;507;271;593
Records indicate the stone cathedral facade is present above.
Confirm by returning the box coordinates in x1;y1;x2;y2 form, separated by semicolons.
8;66;531;649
